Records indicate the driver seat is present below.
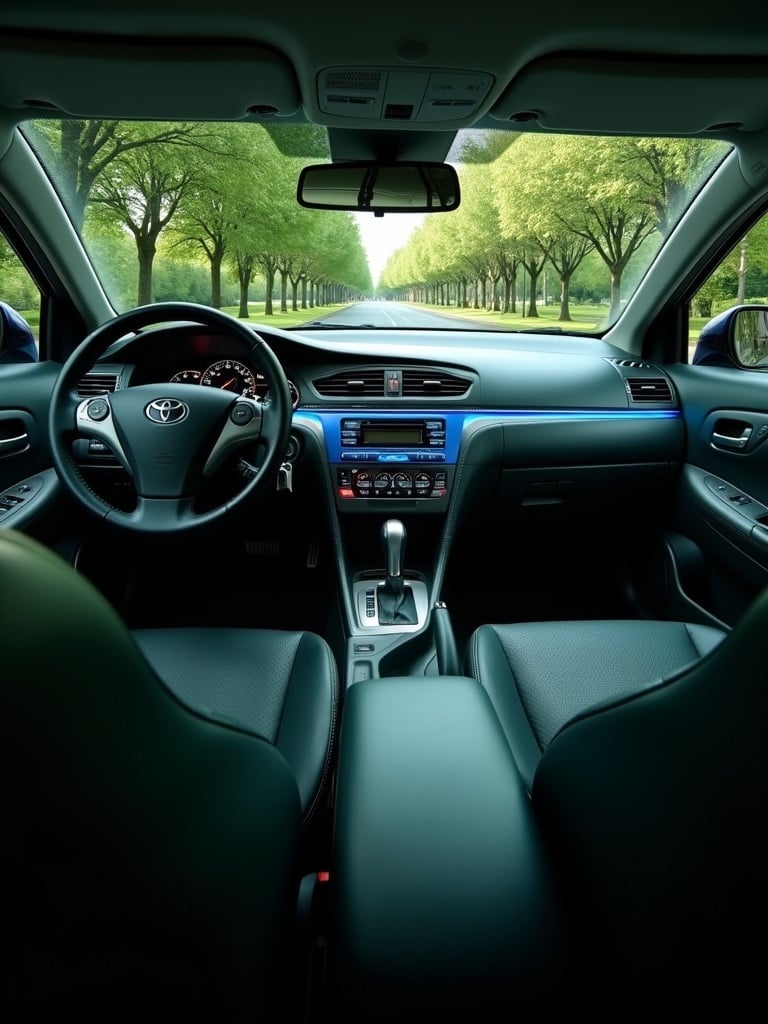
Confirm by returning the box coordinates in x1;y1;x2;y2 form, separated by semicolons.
0;528;339;1020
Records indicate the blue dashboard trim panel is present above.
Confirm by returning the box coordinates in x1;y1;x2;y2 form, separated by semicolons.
294;409;681;465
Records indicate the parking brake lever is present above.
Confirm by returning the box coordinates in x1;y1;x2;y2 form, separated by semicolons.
432;601;461;675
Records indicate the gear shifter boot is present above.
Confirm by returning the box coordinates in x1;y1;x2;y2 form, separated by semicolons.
378;584;418;625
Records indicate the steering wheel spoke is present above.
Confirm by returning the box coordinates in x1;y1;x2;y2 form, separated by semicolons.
75;396;134;477
203;397;265;477
109;495;199;531
49;302;292;534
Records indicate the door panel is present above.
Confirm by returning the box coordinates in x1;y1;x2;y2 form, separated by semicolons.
0;361;64;531
666;363;768;624
0;361;59;486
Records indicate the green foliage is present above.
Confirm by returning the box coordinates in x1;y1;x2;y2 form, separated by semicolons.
262;123;331;159
0;236;40;310
17;119;747;321
152;259;218;304
382;132;732;323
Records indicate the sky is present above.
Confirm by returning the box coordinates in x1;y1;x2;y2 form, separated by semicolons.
354;211;425;287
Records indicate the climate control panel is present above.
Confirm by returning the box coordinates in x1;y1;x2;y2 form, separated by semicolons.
337;465;448;499
305;409;461;512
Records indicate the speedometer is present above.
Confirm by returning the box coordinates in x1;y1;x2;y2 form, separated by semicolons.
200;359;256;397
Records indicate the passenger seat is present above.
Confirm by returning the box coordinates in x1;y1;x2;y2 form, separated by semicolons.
464;618;726;792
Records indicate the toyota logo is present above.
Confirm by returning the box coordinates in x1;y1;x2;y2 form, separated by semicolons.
145;398;189;424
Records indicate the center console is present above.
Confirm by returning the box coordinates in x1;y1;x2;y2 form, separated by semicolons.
321;411;459;514
293;408;464;682
327;674;570;1016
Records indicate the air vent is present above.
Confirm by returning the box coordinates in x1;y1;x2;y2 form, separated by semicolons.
313;369;385;397
625;377;673;403
401;369;472;397
77;372;120;396
608;357;653;369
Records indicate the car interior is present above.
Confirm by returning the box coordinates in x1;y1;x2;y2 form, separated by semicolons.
1;3;767;1021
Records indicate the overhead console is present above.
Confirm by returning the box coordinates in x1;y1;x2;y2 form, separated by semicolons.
317;66;494;127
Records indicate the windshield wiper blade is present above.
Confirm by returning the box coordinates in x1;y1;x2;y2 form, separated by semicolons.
296;320;378;329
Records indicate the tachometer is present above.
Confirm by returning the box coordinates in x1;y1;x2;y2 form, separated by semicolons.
170;369;202;384
200;359;256;397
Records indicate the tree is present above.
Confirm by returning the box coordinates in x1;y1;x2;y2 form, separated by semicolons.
625;138;728;236
28;119;214;229
167;126;290;310
89;138;195;305
494;136;596;320
692;216;768;316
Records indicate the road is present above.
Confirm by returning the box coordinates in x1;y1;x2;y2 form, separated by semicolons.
304;301;490;330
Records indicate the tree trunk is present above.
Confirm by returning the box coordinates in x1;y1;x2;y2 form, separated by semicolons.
491;276;501;311
502;277;511;314
737;237;748;304
558;272;572;322
527;267;540;317
210;254;222;309
280;270;288;313
237;258;253;318
136;238;156;305
264;267;275;315
609;272;622;321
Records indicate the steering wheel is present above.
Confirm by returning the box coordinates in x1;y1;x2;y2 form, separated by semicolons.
49;302;292;534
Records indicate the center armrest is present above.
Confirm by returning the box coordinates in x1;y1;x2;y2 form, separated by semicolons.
329;675;568;1013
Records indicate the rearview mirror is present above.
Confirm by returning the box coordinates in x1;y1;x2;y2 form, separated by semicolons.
297;161;460;214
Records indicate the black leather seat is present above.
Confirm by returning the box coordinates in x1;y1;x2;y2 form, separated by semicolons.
465;610;766;1017
0;528;339;1020
133;626;338;827
465;618;726;791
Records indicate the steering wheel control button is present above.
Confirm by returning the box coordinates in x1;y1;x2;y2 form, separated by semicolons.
230;402;255;425
87;398;110;421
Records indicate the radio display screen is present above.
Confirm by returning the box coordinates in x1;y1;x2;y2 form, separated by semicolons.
361;425;423;446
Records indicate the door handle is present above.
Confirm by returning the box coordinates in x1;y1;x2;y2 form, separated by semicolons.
711;427;752;451
0;431;30;457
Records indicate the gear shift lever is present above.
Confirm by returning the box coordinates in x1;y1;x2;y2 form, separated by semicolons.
378;518;418;625
382;518;406;593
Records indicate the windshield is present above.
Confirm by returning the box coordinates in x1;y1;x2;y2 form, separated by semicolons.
21;120;731;333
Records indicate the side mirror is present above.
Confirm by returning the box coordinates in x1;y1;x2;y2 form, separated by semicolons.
297;161;460;214
693;304;768;368
0;302;38;364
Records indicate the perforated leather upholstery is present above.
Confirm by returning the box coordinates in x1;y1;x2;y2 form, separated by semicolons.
134;625;339;824
465;618;726;791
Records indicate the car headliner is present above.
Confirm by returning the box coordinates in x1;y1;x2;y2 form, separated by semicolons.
1;4;767;167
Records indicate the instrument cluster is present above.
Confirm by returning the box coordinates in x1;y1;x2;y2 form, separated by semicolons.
169;358;300;409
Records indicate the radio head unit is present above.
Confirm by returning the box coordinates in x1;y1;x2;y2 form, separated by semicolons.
341;418;445;451
334;416;452;504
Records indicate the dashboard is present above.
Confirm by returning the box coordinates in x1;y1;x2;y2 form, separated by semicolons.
79;319;683;521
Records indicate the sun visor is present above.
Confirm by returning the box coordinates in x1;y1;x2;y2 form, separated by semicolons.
0;34;302;120
490;53;768;136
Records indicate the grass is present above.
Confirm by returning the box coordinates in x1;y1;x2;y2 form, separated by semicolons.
18;302;347;334
18;299;707;353
410;301;609;333
412;302;713;344
218;302;345;329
